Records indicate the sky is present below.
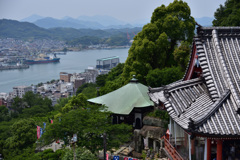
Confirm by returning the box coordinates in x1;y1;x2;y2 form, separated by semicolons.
0;0;226;23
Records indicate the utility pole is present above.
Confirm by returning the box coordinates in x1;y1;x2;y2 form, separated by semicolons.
103;132;107;160
72;134;77;160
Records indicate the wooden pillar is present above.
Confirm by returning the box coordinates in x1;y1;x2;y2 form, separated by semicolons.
207;139;211;160
217;140;222;160
191;139;195;155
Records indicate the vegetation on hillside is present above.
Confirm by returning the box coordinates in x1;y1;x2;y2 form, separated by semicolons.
0;92;132;159
0;19;141;46
122;0;195;85
96;0;195;96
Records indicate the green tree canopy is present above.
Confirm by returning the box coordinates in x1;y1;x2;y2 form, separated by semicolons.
122;0;195;84
42;95;132;154
213;0;240;26
3;118;36;159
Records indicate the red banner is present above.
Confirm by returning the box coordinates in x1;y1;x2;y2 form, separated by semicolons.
106;153;109;160
37;126;40;139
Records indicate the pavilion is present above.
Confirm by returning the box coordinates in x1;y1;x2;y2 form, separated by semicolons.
88;76;154;129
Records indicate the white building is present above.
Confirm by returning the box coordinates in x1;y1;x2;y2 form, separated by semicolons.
13;86;32;98
0;92;8;100
43;83;56;92
60;83;74;95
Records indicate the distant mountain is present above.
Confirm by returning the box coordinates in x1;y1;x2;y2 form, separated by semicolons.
21;14;44;23
0;19;142;41
34;17;88;29
195;17;214;27
63;17;104;29
77;15;126;26
21;15;141;29
0;19;51;39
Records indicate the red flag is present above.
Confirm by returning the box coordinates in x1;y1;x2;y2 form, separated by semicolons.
106;153;109;160
124;157;129;160
37;126;40;139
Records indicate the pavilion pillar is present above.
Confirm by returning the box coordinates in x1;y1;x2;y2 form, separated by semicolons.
207;139;211;160
216;140;222;160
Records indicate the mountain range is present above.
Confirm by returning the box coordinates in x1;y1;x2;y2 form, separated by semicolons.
20;14;214;30
0;19;142;41
21;15;145;29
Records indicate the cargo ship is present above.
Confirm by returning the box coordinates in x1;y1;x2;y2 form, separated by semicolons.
24;53;60;64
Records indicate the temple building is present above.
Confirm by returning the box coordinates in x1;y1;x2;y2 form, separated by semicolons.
88;76;154;129
148;26;240;160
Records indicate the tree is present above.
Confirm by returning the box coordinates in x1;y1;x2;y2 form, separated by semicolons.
122;0;195;84
0;106;11;122
173;41;191;70
62;148;97;160
96;74;108;87
146;67;184;88
76;83;97;96
42;95;132;154
11;96;24;114
98;63;125;95
3;119;36;159
213;0;240;26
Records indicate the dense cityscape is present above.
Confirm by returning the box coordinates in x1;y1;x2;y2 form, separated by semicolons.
0;38;121;109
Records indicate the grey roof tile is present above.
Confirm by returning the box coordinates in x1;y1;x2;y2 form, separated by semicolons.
149;27;240;137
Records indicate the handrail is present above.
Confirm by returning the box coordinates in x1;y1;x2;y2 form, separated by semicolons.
164;137;184;160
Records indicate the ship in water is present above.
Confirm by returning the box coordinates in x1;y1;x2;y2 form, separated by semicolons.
24;53;60;64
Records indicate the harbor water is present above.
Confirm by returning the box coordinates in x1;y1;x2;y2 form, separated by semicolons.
0;48;129;93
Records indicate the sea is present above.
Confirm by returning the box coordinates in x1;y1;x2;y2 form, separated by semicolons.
0;48;129;93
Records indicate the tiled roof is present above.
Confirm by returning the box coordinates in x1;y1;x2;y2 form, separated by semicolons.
149;27;240;136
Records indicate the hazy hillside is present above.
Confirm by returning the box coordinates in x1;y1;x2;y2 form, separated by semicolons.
0;19;51;39
0;19;142;42
21;15;136;29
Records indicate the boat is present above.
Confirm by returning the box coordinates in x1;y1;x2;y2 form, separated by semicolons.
24;53;60;64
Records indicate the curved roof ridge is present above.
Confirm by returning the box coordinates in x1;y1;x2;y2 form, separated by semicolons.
192;89;230;128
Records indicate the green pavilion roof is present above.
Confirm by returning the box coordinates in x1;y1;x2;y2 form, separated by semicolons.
88;78;153;115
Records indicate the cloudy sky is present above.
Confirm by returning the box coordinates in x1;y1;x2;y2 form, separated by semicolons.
0;0;226;22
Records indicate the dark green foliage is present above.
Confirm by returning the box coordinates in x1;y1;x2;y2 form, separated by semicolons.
21;104;52;118
146;67;184;88
42;94;132;154
66;36;102;45
11;91;52;118
173;41;191;70
147;110;169;121
54;97;71;111
96;74;108;87
122;0;195;84
3;119;36;159
0;106;10;122
213;0;240;26
0;121;14;155
98;63;125;95
25;148;65;160
76;83;97;98
62;148;97;160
